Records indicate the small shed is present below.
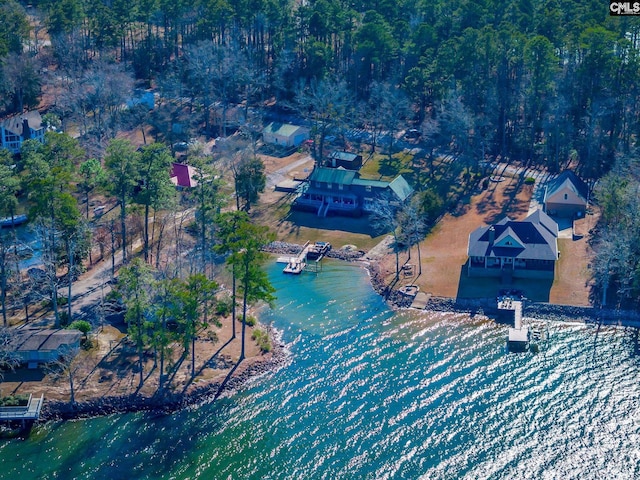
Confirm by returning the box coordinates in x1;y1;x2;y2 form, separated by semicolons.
544;171;589;218
263;122;309;147
327;151;363;170
12;329;82;368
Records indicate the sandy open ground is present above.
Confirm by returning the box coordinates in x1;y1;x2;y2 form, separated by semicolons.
375;173;595;306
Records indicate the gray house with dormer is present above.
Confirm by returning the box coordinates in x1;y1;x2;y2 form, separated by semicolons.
467;209;559;279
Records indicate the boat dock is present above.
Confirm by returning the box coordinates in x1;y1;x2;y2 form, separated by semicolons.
277;241;331;274
499;298;529;352
0;394;44;428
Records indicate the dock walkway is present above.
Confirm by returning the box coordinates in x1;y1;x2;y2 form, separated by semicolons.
0;394;44;422
277;241;330;274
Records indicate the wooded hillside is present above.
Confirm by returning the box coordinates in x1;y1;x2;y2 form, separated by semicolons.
0;0;638;177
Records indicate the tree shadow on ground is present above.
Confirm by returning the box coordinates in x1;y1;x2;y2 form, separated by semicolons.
212;361;241;401
258;144;297;158
180;336;235;394
456;264;552;302
483;175;530;224
378;155;405;178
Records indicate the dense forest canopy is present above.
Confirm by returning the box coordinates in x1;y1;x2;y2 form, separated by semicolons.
0;0;638;178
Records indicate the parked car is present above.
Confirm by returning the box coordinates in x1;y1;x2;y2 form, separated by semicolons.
404;129;421;140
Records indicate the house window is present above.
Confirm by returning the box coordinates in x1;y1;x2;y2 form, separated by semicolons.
365;185;372;192
327;183;332;189
338;184;343;190
564;193;568;200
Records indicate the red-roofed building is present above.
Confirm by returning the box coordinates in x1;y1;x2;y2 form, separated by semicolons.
170;162;199;188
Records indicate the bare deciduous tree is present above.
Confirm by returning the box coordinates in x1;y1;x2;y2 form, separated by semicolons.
45;344;81;406
296;77;351;165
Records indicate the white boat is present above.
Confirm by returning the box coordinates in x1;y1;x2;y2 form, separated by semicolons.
283;260;305;274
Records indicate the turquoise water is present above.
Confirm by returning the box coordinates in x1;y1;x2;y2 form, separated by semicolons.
1;260;640;479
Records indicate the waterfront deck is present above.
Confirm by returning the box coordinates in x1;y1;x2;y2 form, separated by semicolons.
0;394;44;422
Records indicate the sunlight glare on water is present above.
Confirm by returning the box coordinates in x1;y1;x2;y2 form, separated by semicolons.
1;260;640;479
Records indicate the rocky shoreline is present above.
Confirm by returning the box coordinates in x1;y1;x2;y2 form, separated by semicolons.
39;335;289;423
263;241;367;261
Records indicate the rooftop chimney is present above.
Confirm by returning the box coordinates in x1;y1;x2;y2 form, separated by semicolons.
22;118;31;140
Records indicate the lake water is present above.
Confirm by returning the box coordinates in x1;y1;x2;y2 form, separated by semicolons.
1;260;640;479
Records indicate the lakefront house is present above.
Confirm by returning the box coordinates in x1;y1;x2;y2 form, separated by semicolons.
467;209;559;280
294;167;413;217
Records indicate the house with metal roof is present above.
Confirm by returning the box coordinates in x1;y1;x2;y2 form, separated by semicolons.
11;329;83;368
467;209;559;279
294;167;413;217
0;111;45;154
543;170;589;218
262;122;309;147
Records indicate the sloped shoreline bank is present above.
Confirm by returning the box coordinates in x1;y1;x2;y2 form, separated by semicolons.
38;337;288;423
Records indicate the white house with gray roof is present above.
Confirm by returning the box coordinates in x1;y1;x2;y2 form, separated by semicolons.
262;122;309;147
467;209;559;279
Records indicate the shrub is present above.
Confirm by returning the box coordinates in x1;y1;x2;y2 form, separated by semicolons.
69;320;92;337
524;177;535;185
80;337;95;350
241;315;257;326
215;296;234;317
58;311;70;327
251;328;271;353
0;394;29;407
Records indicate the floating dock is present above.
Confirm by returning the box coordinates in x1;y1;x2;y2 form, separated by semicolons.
278;241;330;274
283;259;305;274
